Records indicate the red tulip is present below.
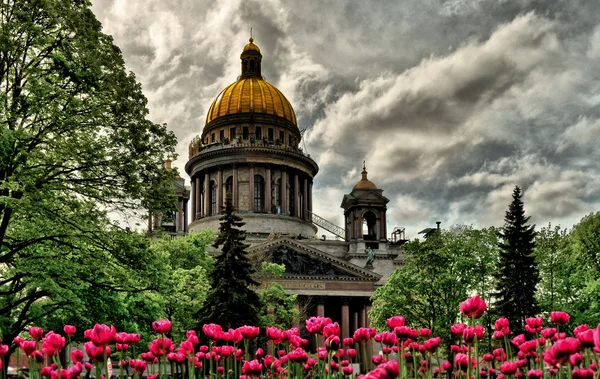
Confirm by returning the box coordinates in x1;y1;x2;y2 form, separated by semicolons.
493;348;507;362
18;340;36;357
572;369;594;379
550;311;570;325
343;366;353;376
29;327;44;341
140;352;156;362
131;360;147;375
353;327;372;343
495;318;511;335
264;326;282;344
455;353;476;371
51;368;67;379
343;337;354;347
115;343;129;352
424;337;441;352
570;352;583;366
71;349;84;364
525;317;543;334
149;337;173;356
347;348;357;358
511;334;526;347
419;328;432;338
483;354;494;362
528;370;543;379
167;352;185;364
386;316;406;329
592;324;600;352
242;359;262;375
84;342;111;362
152;320;172;334
63;325;76;337
90;324;116;347
493;331;505;339
463;325;485;343
576;329;595;348
394;326;412;339
237;325;260;340
460;295;487;319
519;340;538;354
323;322;340;338
451;323;466;335
500;362;518;375
202;323;223;340
543;337;580;366
42;332;65;356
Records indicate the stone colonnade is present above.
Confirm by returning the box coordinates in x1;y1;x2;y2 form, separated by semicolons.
190;164;313;220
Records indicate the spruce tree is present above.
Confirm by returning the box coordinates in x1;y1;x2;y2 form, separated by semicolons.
196;200;261;329
493;186;539;334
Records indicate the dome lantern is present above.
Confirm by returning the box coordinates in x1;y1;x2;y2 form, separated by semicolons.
240;37;262;79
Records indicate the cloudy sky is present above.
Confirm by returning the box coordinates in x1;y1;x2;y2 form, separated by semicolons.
91;0;600;238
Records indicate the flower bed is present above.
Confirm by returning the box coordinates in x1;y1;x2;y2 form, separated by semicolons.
4;296;600;379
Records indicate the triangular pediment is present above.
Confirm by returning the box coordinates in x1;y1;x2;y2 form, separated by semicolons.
248;238;381;281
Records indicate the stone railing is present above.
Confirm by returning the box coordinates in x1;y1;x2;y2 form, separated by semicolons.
189;137;310;159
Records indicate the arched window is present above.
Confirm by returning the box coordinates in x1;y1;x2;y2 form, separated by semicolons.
362;211;378;241
254;175;265;212
225;176;233;205
210;180;217;215
250;59;255;72
273;178;281;214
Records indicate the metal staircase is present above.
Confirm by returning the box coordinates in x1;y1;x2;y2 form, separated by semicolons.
306;210;345;239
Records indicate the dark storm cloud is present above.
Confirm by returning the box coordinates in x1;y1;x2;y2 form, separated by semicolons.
91;0;600;237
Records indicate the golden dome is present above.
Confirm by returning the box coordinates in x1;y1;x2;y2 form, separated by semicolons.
205;77;297;125
243;37;260;52
353;163;377;190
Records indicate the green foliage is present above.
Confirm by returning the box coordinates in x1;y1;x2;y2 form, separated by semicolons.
370;226;498;353
0;0;177;353
149;230;214;340
258;263;300;329
535;224;575;313
196;201;262;329
493;186;539;334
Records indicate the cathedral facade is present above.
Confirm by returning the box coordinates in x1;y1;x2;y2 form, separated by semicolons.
181;38;406;342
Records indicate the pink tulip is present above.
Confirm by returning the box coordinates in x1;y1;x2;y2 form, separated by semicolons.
460;295;487;319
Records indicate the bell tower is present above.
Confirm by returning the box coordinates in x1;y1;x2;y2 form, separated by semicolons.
341;162;389;253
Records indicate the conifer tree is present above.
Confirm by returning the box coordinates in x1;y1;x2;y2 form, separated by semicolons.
196;200;261;329
493;186;539;334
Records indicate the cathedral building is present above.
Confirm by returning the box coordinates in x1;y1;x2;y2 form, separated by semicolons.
183;38;407;342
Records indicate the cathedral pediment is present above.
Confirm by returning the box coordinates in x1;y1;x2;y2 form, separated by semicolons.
248;237;381;281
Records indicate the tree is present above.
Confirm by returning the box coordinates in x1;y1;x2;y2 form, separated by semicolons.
196;200;262;329
149;230;214;340
493;186;539;334
565;212;600;325
258;263;301;329
370;226;498;361
535;224;575;313
0;0;177;360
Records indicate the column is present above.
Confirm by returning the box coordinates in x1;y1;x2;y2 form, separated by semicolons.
249;165;255;212
358;211;363;239
317;301;325;349
341;300;350;340
308;180;313;213
183;199;188;232
381;211;387;241
178;199;183;231
233;165;239;210
195;177;201;219
204;172;210;217
281;169;288;215
294;173;300;218
217;167;223;213
265;165;272;213
191;180;196;222
350;210;356;240
302;176;308;220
